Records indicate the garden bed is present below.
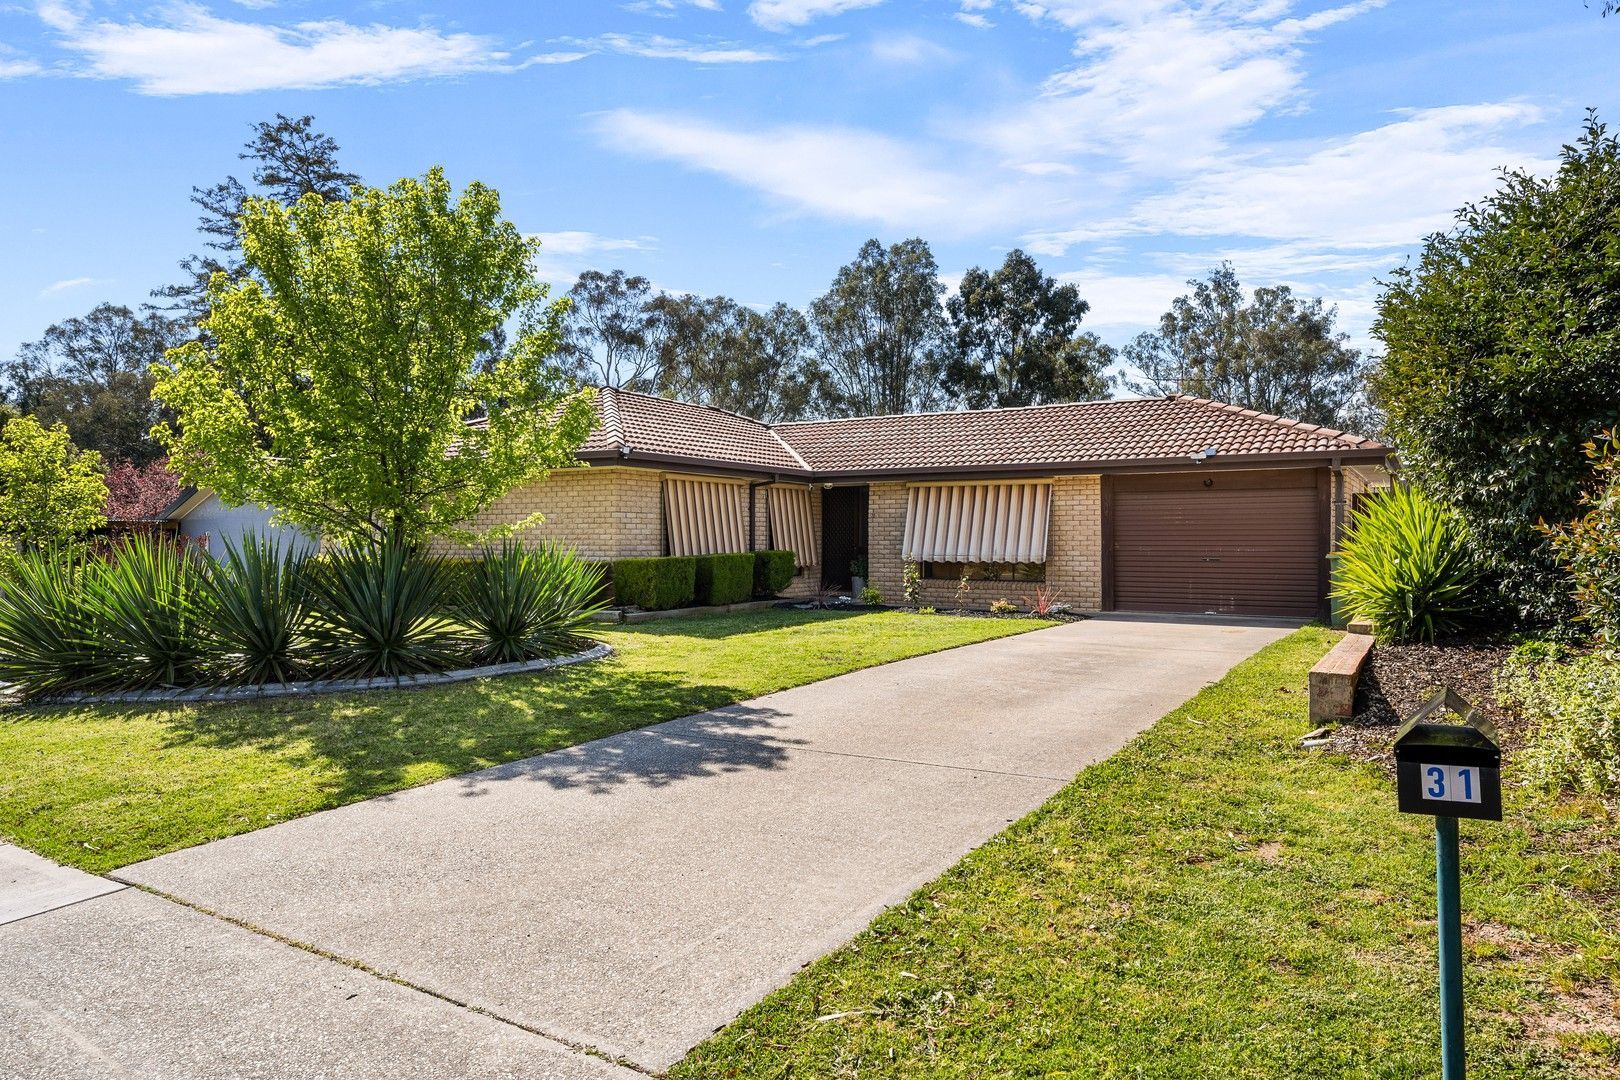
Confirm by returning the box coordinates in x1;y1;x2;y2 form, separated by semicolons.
24;642;612;707
1319;634;1521;769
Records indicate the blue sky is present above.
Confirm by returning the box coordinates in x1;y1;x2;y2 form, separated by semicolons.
1;0;1615;368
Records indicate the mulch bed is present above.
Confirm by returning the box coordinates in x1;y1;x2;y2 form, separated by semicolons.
1320;634;1524;770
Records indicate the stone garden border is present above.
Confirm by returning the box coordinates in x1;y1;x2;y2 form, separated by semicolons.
33;642;613;707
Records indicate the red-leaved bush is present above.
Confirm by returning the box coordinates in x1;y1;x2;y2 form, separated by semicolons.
104;458;181;520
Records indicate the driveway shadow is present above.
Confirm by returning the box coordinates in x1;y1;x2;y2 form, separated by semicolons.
458;702;803;797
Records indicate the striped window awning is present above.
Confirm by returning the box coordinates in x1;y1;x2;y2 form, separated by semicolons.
663;477;747;556
901;481;1052;564
768;485;817;568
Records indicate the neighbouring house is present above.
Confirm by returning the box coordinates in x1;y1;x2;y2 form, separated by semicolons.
160;387;1390;618
162;487;321;557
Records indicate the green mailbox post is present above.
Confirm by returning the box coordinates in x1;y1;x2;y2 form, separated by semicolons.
1393;688;1503;1080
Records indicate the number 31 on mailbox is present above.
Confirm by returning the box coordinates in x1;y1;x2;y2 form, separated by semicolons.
1394;687;1502;822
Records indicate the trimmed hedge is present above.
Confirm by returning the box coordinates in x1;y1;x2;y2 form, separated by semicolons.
612;556;696;611
754;549;796;597
695;552;756;607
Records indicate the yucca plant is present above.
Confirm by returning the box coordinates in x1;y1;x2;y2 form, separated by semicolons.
1332;484;1483;644
305;540;468;678
80;533;216;690
460;541;608;664
0;547;108;698
205;535;313;685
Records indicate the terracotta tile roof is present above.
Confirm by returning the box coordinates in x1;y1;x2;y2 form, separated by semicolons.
565;387;1384;476
579;386;807;473
773;395;1384;474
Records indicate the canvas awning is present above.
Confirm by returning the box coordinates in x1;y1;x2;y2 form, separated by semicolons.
768;485;817;568
663;476;748;556
901;481;1051;564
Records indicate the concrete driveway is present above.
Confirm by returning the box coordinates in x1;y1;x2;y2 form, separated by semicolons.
4;614;1292;1077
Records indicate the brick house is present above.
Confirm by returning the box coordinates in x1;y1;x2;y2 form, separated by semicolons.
165;386;1389;618
463;387;1389;618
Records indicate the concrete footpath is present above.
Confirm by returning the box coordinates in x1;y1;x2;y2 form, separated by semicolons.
3;614;1292;1077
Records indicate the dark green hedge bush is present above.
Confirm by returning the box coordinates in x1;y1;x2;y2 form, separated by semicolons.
754;549;796;596
612;556;696;611
695;552;755;606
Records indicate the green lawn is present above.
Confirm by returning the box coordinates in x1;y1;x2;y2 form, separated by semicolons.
0;608;1051;873
674;627;1620;1079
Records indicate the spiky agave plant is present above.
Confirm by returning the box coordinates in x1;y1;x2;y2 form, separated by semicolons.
460;540;608;664
0;547;107;698
205;534;314;685
1332;484;1483;644
305;540;469;678
81;532;216;690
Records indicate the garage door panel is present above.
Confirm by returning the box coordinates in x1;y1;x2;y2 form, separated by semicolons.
1111;477;1322;617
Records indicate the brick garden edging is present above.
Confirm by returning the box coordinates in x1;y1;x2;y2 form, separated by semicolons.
35;642;613;707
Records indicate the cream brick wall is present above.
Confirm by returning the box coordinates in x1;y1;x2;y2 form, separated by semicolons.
868;475;1103;612
440;467;822;599
435;466;662;560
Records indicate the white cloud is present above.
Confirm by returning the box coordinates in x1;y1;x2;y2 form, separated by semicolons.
869;33;956;65
528;231;655;286
40;276;96;295
748;0;885;32
594;109;1035;232
624;0;724;14
590;32;780;62
1053;271;1191;328
1030;103;1551;253
954;12;992;28
979;0;1386;171
37;2;514;94
0;56;43;77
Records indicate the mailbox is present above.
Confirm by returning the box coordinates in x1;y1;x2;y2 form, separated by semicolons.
1394;687;1502;822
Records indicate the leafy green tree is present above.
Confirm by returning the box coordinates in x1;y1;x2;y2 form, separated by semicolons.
154;114;359;322
811;238;949;416
942;248;1113;408
557;269;667;390
0;416;106;548
1124;264;1369;430
153;168;596;547
5;303;184;465
654;295;820;421
1373;114;1620;624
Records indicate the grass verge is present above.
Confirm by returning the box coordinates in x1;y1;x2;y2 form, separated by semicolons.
673;627;1620;1079
0;608;1051;873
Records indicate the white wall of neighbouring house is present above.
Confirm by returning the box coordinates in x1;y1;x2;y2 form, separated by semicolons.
177;493;320;557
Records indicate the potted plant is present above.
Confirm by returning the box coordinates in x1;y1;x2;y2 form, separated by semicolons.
849;557;868;596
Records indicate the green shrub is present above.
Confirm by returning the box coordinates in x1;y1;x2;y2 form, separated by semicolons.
1497;644;1620;793
460;541;607;664
1331;486;1483;644
990;597;1016;614
205;534;313;685
754;549;795;597
695;552;755;606
1372;117;1620;625
861;586;884;606
305;541;468;678
83;533;215;690
1545;430;1620;645
613;556;696;611
0;548;106;698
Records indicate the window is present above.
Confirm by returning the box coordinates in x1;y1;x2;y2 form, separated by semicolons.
923;561;1046;582
662;477;747;556
901;481;1052;564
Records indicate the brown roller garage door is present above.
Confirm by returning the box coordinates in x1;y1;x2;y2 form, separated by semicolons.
1109;470;1325;618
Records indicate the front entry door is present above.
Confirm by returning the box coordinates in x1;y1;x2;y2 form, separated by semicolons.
820;485;869;589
